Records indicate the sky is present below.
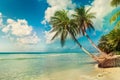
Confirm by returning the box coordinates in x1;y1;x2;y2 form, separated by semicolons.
0;0;119;52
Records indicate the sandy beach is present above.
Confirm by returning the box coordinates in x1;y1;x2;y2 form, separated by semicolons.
94;65;120;80
37;65;120;80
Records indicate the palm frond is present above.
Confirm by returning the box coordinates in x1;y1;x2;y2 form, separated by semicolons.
87;13;96;19
60;30;68;47
114;21;120;29
72;6;96;35
51;28;62;40
86;7;92;14
110;11;120;24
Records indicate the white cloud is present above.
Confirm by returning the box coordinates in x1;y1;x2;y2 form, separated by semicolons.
44;29;72;44
17;33;40;44
41;0;115;32
68;10;76;18
44;30;56;44
2;19;32;36
43;0;76;23
0;13;3;27
43;0;76;44
41;20;47;25
86;0;114;30
2;25;10;33
1;17;40;45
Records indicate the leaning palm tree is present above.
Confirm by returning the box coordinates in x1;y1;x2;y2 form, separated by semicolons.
72;7;105;55
49;10;97;59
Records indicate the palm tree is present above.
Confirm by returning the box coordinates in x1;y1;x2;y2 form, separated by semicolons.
111;0;120;7
110;0;120;28
98;28;120;54
49;10;96;59
98;35;114;54
72;6;105;55
109;0;120;52
107;29;120;51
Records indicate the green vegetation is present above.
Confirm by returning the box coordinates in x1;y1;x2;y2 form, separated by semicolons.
111;0;120;7
110;0;120;29
72;7;103;54
98;0;120;55
48;0;120;68
98;35;114;54
98;28;120;55
49;9;95;58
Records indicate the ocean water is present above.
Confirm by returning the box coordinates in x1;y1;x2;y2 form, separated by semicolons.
0;53;96;80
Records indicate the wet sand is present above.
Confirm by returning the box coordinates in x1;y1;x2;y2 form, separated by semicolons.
36;65;120;80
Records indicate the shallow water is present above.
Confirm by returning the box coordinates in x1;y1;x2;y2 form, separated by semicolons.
0;53;96;80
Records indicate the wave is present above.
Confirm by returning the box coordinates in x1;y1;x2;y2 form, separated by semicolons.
0;53;90;61
0;57;43;60
0;54;68;60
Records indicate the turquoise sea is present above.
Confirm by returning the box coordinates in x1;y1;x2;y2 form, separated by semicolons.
0;53;96;80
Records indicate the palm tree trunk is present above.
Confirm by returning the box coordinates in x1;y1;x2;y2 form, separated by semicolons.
69;31;97;59
85;33;101;52
85;32;107;56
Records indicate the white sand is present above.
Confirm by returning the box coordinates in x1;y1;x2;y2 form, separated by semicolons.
36;69;96;80
33;65;120;80
94;64;120;80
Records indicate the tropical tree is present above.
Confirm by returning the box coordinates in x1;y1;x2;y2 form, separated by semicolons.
98;28;120;54
98;35;114;54
107;29;120;51
72;6;105;54
49;10;96;59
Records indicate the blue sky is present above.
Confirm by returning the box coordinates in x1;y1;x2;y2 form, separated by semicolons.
0;0;119;52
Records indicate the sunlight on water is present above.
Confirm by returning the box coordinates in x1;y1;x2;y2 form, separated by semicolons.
0;53;95;80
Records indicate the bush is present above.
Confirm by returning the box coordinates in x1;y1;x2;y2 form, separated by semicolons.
98;29;120;54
